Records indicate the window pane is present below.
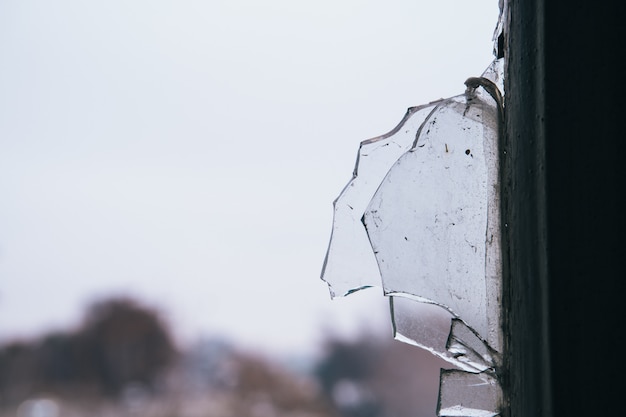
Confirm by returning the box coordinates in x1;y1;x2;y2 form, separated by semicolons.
322;58;505;417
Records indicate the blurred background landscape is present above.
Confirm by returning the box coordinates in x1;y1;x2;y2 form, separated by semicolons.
0;1;497;416
0;296;446;417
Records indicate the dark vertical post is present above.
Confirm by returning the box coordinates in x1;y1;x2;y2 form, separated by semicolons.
504;1;625;416
502;0;550;416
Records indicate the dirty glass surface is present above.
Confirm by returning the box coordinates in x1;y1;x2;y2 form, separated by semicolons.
321;55;504;417
363;82;501;352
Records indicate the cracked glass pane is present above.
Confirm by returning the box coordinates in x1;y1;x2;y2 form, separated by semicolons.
390;296;454;362
321;103;440;298
446;319;499;372
391;297;496;373
437;370;502;417
321;52;505;417
363;78;502;352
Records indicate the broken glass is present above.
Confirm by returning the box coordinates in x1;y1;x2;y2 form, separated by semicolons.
481;57;504;99
437;370;502;417
321;102;441;298
446;319;499;371
390;296;453;362
390;297;497;373
321;55;505;417
363;74;502;352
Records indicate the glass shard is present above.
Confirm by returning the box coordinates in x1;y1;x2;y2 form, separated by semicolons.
363;83;501;351
321;57;505;417
390;296;453;362
446;319;499;371
321;103;440;297
480;58;504;99
391;297;495;373
437;370;502;417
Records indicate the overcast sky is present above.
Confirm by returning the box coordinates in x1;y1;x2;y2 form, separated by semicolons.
0;0;499;357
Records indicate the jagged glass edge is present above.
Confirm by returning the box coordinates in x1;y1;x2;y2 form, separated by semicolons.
321;100;445;298
364;64;503;352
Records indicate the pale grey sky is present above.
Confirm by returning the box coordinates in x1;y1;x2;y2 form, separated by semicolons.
0;0;498;356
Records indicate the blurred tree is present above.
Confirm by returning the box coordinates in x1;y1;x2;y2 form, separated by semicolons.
0;342;39;404
0;297;177;405
78;297;177;395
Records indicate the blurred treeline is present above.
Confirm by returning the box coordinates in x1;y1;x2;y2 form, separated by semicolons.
0;298;175;401
0;297;444;417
